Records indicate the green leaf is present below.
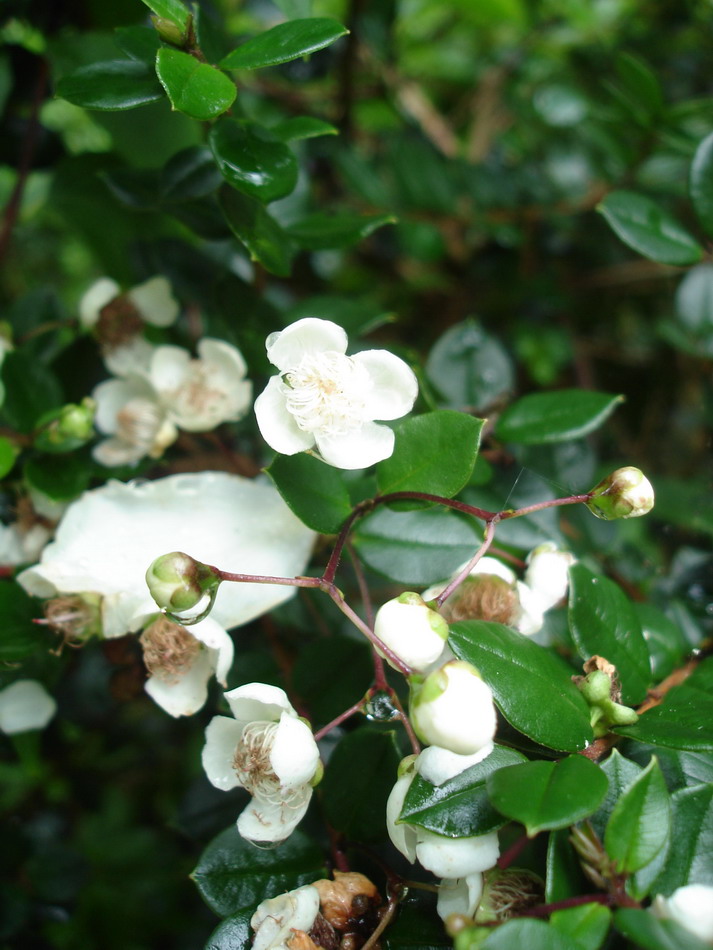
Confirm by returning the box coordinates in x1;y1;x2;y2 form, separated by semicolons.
270;116;338;142
690;131;713;238
589;748;642;840
0;582;45;662
651;783;713;893
23;453;92;502
399;746;526;838
568;564;651;705
209;119;297;203
56;60;164;111
486;756;608;837
286;212;395;250
604;758;670;873
449;621;594;752
550;903;612;950
383;894;452;949
495;390;623;445
353;507;481;586
616;675;713;751
546;828;588;903
635;603;689;681
426;320;515;412
204;910;253;950
266;453;352;534
292;639;372;730
376;411;483;499
322;727;402;841
614;908;711;950
614;52;664;116
1;351;63;433
219;187;295;276
597;190;704;267
482;918;580;950
114;26;162;66
138;0;190;30
155;49;236;121
0;436;18;478
674;263;713;335
160;146;222;201
191;825;325;918
220;18;348;70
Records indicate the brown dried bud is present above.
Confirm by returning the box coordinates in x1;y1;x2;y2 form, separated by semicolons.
287;931;322;950
95;294;143;350
312;872;380;933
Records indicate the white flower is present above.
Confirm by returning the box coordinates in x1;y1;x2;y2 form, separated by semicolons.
92;375;177;467
254;317;418;469
651;884;713;944
373;592;449;672
0;680;56;734
410;660;497;755
17;472;315;639
202;683;321;844
437;874;484;922
79;277;120;328
524;543;576;613
251;885;320;950
140;615;233;717
79;275;179;330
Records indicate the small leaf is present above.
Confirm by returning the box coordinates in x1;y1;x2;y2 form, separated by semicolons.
24;454;92;502
614;908;711;950
449;621;594;752
160;146;222;202
219;187;295;276
376;411;484;499
155;49;236;121
604;757;670;873
651;783;713;893
1;351;63;433
270;116;338;142
210;119;298;203
568;564;651;705
114;25;162;66
495;389;623;445
204;910;253;950
56;60;164;111
546;828;588;903
138;0;190;30
616;674;713;752
0;436;18;478
690;131;713;238
550;903;612;950
292;639;372;730
266;453;352;534
487;756;608;837
286;212;395;250
597;190;704;267
426;320;515;411
589;748;642;840
482;918;580;950
220;18;348;70
0;582;45;662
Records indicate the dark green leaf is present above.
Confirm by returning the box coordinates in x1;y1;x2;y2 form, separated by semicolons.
1;351;63;433
449;621;594;752
425;321;515;411
220;18;348;70
0;583;45;662
353;507;481;586
568;564;651;705
597;191;704;267
56;60;164;111
204;909;253;950
376;411;483;499
100;168;160;209
590;748;642;839
114;26;162;66
191;825;325;918
550;903;612;950
160;146;222;201
383;894;452;950
495;390;623;445
674;263;713;335
266;453;352;534
604;758;670;873
0;436;18;478
650;783;713;894
286;212;395;250
614;908;710;950
23;453;92;502
482;918;580;950
690;131;713;238
546;828;588;903
210;119;298;203
322;727;402;841
219;187;295;276
615;52;664;116
270;116;338;142
400;746;526;837
635;603;689;681
155;49;236;121
292;639;372;729
486;756;608;836
138;0;190;30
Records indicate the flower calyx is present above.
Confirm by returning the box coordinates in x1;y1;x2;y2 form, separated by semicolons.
586;466;655;520
573;657;638;737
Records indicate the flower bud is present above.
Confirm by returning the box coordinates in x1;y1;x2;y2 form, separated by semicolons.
150;15;187;46
34;398;96;453
374;592;449;672
145;551;220;613
586;467;655;520
410;660;496;755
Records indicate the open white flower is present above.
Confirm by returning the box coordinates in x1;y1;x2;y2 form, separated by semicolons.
651;884;713;944
202;683;321;844
0;680;57;734
251;885;320;950
79;275;179;330
92;375;177;467
254;317;418;469
17;472;315;639
437;874;484;922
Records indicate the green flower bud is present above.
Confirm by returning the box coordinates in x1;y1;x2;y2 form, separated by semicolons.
586;466;655;520
145;551;220;613
578;670;612;705
150;15;187;46
34;398;96;453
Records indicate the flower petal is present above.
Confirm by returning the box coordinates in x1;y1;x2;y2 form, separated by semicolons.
79;278;119;328
0;680;56;734
385;773;418;864
416;829;500;878
254;375;315;455
145;648;213;717
225;683;296;724
190;617;234;686
316;420;394;469
416;744;495;786
252;886;320;950
127;276;179;327
150;345;191;394
237;784;312;843
202;715;244;790
270;713;319;787
93;376;157;435
104;338;156;377
266;318;348;372
352;349;418;421
437;874;484;922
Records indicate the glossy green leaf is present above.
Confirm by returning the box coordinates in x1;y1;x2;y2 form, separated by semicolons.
376;411;484;499
0;436;18;478
322;727;402;841
114;25;162;66
449;621;594;752
138;0;190;30
191;825;325;917
604;758;670;873
614;52;664;116
204;910;253;950
353;506;481;586
155;49;236;121
220;18;348;70
383;894;452;950
1;351;63;433
400;745;526;837
690;131;713;237
0;582;45;662
550;903;612;950
210;120;298;203
426;321;515;411
597;190;704;266
495;390;623;445
292;639;372;730
270;116;338;142
487;756;608;837
287;212;395;250
24;454;92;502
482;918;579;950
219;187;295;276
56;60;164;111
614;908;710;950
589;748;642;839
635;602;689;681
650;783;713;894
266;453;352;534
160;146;222;201
546;828;588;903
568;564;651;705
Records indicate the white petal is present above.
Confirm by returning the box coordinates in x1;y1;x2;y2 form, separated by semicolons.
150;345;191;394
352;349;418;421
127;276;179;327
92;376;157;435
252;886;320;950
237;785;312;843
254;376;315;455
225;683;296;724
266;318;348;372
514;582;546;636
0;680;56;734
92;437;146;468
524;545;575;612
270;714;319;787
197;338;248;379
190;617;234;686
104;338;155;377
416;744;495;786
202;716;244;790
145;649;213;717
416;830;500;878
316;421;394;469
385;774;418;864
651;885;713;943
437;874;484;922
470;557;517;584
79;278;119;328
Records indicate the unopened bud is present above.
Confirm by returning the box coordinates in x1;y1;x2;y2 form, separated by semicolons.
586;467;655;520
374;592;449;672
150;15;187;46
410;660;497;755
145;551;220;613
34;398;95;453
574;665;638;737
